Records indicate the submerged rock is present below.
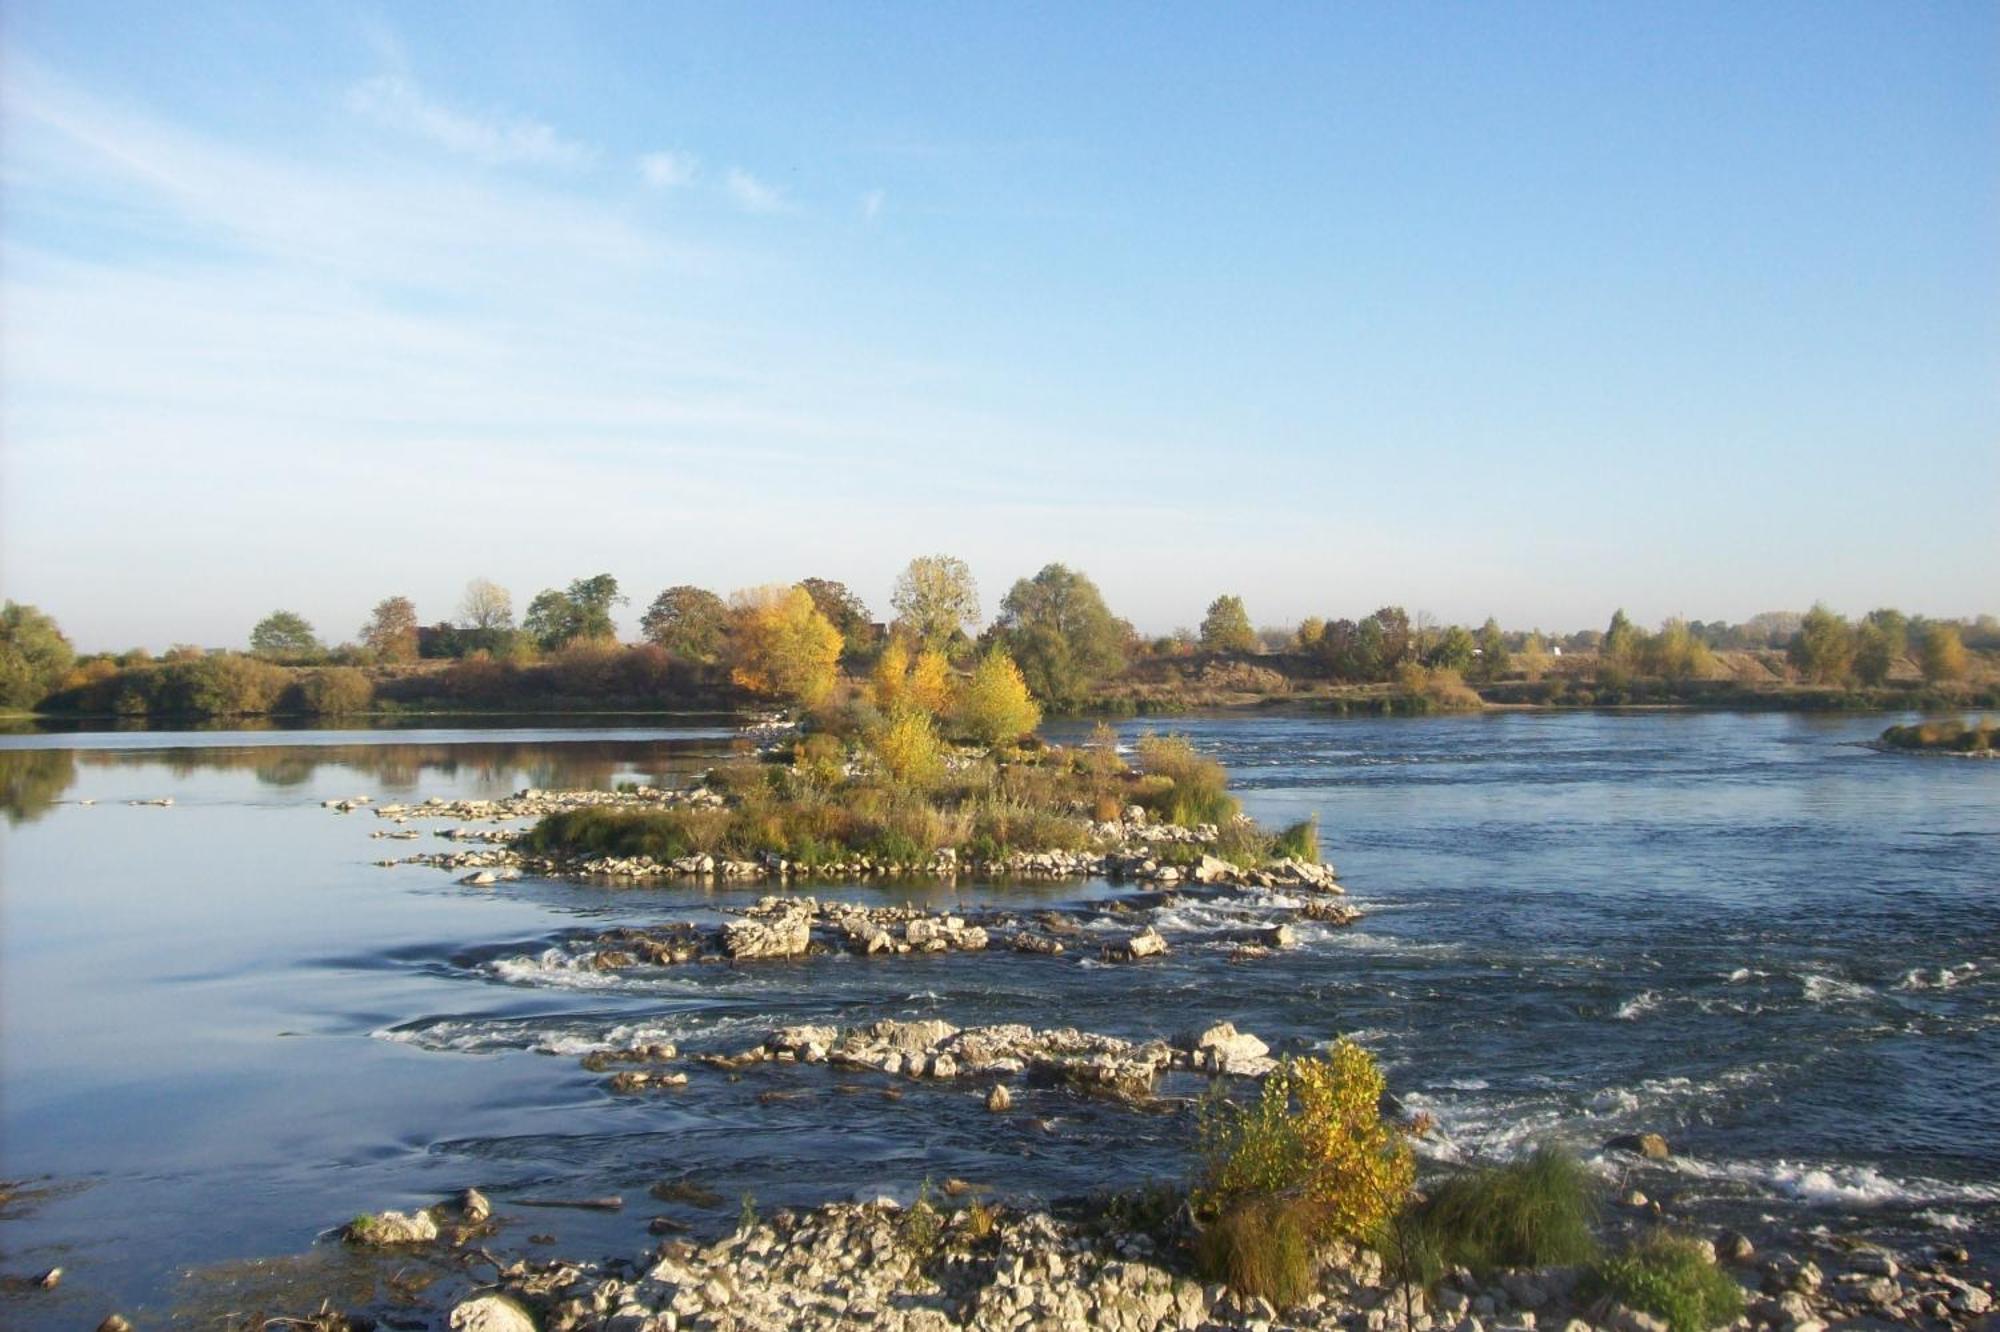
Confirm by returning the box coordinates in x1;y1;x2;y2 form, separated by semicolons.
1606;1132;1672;1160
344;1208;438;1246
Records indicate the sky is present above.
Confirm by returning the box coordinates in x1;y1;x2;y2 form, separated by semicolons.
1;2;1994;651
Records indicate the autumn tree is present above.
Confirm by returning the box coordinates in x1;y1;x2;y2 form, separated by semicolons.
1787;603;1856;685
641;585;730;661
1920;623;1968;683
1200;595;1257;653
871;635;952;714
728;585;842;707
1602;609;1641;669
250;610;321;660
1367;607;1412;671
0;602;76;709
797;578;875;659
1645;617;1716;681
955;648;1041;745
360;596;419;662
890;555;979;652
459;578;514;632
1429;624;1477;673
1295;617;1326;651
989;563;1128;710
1853;622;1895;686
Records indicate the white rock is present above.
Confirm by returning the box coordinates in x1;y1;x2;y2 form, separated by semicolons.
450;1294;537;1332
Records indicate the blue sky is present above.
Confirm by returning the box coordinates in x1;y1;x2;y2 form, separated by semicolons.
2;2;1994;650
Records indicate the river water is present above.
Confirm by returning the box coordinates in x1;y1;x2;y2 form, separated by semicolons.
1;711;1995;1325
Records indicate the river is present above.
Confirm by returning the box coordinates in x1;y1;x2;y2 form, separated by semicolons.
1;710;1994;1325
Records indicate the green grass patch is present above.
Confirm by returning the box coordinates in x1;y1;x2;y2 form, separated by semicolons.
1392;1147;1599;1283
1193;1196;1316;1309
1583;1235;1745;1332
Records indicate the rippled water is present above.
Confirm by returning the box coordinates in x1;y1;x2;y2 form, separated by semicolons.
1;711;1995;1326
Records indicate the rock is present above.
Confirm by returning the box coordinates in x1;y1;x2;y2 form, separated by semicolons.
347;1208;438;1246
450;1293;538;1332
1621;1189;1649;1208
1717;1231;1755;1264
986;1083;1013;1112
1259;923;1297;949
1181;1021;1274;1075
1608;1305;1670;1332
97;1319;134;1332
461;1187;492;1223
31;1267;60;1288
721;905;812;959
460;870;498;886
1106;927;1169;961
1848;1249;1898;1279
1193;854;1235;884
1606;1132;1671;1159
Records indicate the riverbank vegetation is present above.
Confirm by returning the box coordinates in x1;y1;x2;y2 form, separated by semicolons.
1878;718;1997;754
9;560;1997;720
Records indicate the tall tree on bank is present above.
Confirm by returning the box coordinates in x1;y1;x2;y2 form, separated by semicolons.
727;586;842;708
891;555;980;653
524;574;627;650
1788;603;1856;685
459;578;514;632
1920;623;1968;683
360;596;419;662
0;602;76;709
1475;618;1510;681
641;586;730;661
797;577;875;660
250;610;321;660
989;563;1127;711
1200;595;1257;653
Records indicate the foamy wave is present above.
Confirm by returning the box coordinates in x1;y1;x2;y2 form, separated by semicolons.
1917;1210;1974;1232
376;1010;780;1056
1800;973;1875;1005
1670;1157;2000;1208
1614;991;1662;1021
1895;963;1977;992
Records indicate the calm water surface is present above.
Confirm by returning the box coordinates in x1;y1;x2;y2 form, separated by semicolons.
1;712;1995;1325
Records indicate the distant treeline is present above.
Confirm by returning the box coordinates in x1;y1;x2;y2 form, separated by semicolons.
3;561;1995;719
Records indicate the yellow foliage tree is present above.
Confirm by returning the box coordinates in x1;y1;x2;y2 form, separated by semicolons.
872;635;952;715
728;585;842;708
1197;1041;1414;1241
871;707;945;787
955;649;1041;745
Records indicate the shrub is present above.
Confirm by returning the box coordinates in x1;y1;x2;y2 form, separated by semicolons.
955;649;1042;745
1583;1236;1745;1332
1134;732;1239;826
1273;817;1319;861
297;666;375;715
526;808;692;862
1881;719;1996;753
1196;1042;1414;1242
1193;1196;1316;1308
872;708;946;787
1396;1147;1598;1282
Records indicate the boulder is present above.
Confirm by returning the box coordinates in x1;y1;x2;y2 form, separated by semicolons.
450;1294;538;1332
986;1083;1013;1112
1105;927;1169;961
1606;1132;1671;1160
346;1209;438;1246
461;1187;492;1223
721;907;811;959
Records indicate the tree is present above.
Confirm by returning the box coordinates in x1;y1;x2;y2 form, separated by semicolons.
0;602;76;709
360;596;419;663
1862;608;1909;661
298;667;375;715
250;610;321;660
641;585;730;660
1317;619;1368;680
872;636;952;714
1430;625;1476;673
1788;603;1856;685
728;586;842;707
1646;617;1715;682
1920;623;1968;683
523;575;627;651
891;555;980;651
1475;618;1510;681
459;578;514;632
989;563;1128;710
1200;595;1257;653
1368;607;1412;671
955;648;1042;745
797;578;875;658
1295;617;1326;651
1853;623;1895;686
1602;609;1641;668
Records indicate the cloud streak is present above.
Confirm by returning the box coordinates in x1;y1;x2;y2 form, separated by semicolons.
639;149;700;189
725;167;787;214
347;74;596;168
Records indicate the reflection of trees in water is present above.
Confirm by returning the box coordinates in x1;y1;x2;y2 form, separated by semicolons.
1;748;78;824
71;740;726;796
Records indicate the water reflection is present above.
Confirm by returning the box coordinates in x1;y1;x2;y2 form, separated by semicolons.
0;749;77;825
0;734;740;822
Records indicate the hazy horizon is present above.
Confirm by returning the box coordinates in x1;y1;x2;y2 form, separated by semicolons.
3;3;1995;652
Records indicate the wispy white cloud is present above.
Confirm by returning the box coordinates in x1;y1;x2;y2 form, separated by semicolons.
346;74;595;168
725;167;787;214
639;149;700;189
861;189;885;221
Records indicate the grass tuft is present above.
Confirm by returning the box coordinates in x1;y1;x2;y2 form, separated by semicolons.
1583;1235;1746;1332
1393;1147;1599;1283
